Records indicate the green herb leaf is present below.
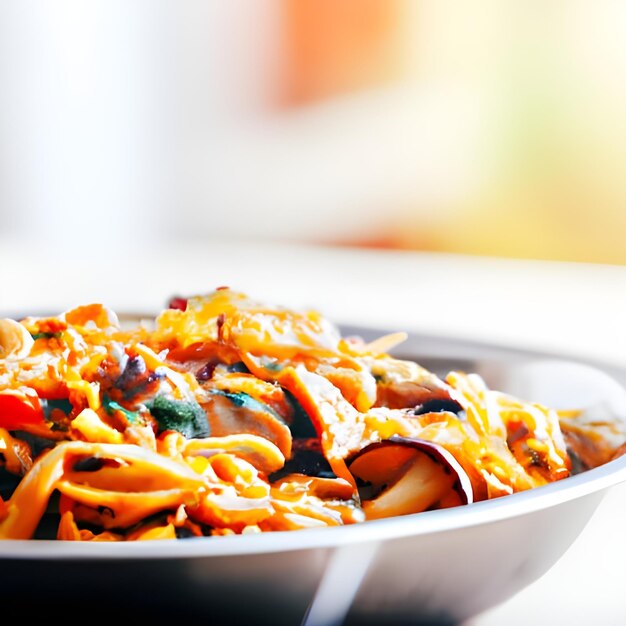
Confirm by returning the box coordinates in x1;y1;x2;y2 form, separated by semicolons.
146;396;210;439
30;332;62;340
102;395;140;424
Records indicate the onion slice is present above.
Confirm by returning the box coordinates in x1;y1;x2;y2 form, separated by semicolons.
347;436;473;520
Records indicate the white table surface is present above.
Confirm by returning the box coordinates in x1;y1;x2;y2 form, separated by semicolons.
2;236;626;625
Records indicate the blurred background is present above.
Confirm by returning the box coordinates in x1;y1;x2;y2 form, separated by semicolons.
1;0;625;265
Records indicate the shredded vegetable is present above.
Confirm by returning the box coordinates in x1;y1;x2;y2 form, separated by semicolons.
0;288;623;541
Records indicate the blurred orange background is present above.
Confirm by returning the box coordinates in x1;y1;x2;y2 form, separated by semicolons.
1;1;625;265
279;0;626;265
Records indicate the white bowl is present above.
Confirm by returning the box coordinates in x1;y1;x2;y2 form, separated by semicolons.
1;327;625;626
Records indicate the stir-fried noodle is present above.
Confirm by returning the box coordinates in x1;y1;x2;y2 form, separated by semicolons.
0;289;623;540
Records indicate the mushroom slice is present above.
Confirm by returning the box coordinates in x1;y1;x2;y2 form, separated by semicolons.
347;436;473;521
559;410;626;473
200;389;292;460
365;355;457;411
208;372;294;423
0;319;34;361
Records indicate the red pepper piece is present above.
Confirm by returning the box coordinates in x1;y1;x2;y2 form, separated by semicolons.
167;296;188;311
0;391;46;431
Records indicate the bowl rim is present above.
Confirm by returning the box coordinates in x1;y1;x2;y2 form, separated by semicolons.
2;452;625;560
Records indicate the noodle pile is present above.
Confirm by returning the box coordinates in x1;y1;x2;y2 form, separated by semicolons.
0;288;622;541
